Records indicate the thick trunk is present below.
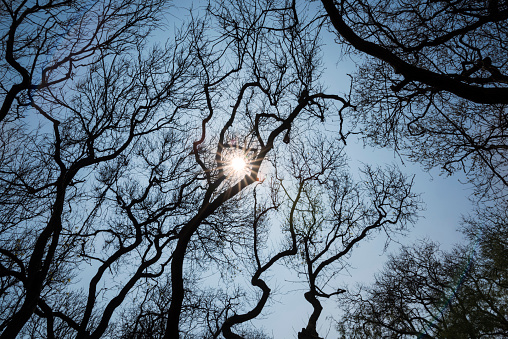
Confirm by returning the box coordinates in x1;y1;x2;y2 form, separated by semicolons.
163;175;256;338
0;187;65;338
298;291;323;339
163;232;191;339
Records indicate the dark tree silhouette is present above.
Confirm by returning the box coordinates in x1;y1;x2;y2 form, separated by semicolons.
314;3;508;337
319;0;508;202
289;162;418;339
335;202;508;338
0;0;412;338
0;1;422;338
0;0;168;124
320;0;508;104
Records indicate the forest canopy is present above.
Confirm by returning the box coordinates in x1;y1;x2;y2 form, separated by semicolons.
0;0;506;338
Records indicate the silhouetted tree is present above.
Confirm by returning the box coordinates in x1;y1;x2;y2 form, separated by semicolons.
319;0;508;202
0;0;169;124
290;162;418;339
335;202;508;338
0;1;422;338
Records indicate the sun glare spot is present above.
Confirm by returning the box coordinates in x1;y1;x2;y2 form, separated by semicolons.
231;156;247;172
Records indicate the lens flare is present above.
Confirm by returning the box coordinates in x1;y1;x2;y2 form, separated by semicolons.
230;156;247;172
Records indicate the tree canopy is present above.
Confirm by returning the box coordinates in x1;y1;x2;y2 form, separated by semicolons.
320;0;508;202
0;0;506;338
336;203;508;338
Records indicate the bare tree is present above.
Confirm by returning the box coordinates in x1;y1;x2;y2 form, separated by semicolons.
0;0;169;124
1;1;188;338
319;0;508;202
0;1;423;338
320;0;508;104
269;136;419;339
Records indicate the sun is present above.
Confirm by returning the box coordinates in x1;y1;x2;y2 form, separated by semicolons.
225;152;250;180
230;156;247;173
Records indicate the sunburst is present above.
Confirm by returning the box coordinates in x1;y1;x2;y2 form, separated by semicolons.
219;136;259;182
226;153;250;180
230;156;247;172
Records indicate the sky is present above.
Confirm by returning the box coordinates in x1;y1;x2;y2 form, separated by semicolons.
248;8;475;338
157;1;476;337
209;26;472;339
12;1;475;337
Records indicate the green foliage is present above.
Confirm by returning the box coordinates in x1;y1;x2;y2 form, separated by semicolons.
336;203;508;339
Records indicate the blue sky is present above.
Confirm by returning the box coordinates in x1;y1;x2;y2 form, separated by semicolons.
155;1;476;337
28;1;474;337
246;10;474;337
146;2;475;337
0;1;483;338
